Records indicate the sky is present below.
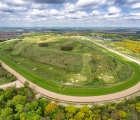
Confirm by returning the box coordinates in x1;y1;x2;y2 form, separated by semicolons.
0;0;140;27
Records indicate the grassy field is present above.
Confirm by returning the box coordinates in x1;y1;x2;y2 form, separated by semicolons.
0;33;139;96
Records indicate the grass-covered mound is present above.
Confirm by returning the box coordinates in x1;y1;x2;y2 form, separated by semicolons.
0;33;139;96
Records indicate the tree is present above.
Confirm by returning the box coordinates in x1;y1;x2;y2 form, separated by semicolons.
65;105;77;114
80;105;92;118
24;81;29;88
116;110;127;119
31;101;39;111
136;102;140;113
44;102;58;116
0;107;13;120
128;111;139;120
54;110;65;120
74;111;85;120
65;105;78;119
15;104;24;113
37;97;48;109
107;106;116;112
20;111;42;120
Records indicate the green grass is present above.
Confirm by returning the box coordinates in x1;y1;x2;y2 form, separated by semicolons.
0;37;139;96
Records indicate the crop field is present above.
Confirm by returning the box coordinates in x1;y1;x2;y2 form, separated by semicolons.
0;33;139;96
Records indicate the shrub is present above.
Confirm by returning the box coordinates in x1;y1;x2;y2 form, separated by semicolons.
10;76;16;82
38;42;48;47
4;46;13;51
61;45;73;51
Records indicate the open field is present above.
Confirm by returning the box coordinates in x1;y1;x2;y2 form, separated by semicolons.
0;33;139;96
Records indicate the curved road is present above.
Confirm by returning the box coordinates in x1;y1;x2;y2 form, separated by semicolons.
1;40;140;103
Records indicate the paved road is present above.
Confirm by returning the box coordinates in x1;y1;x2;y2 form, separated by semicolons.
0;40;140;103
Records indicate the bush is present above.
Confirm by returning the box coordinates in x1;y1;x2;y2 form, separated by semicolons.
0;73;4;78
61;45;73;51
10;76;16;82
38;42;48;47
4;46;13;51
7;74;14;79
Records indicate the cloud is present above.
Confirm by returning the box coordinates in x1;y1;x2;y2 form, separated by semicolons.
108;6;121;14
130;12;140;16
131;3;140;9
30;3;48;10
5;0;28;6
67;11;88;19
124;12;140;20
28;9;49;17
0;0;139;27
76;0;106;9
90;10;100;15
104;13;121;19
113;0;140;6
49;9;64;16
63;3;76;13
25;0;69;4
0;2;14;13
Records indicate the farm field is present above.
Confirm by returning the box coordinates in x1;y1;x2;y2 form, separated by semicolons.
0;32;139;96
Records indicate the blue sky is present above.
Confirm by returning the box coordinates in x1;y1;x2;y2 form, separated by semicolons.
0;0;140;27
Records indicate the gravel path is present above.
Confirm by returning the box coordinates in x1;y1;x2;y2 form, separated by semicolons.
0;41;140;102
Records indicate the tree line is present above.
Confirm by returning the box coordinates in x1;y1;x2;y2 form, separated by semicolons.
0;82;139;120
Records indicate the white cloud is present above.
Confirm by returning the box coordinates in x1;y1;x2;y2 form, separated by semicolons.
124;12;140;20
67;11;88;19
12;6;27;11
5;0;28;6
28;9;49;17
130;12;140;16
104;13;121;19
90;10;100;15
49;9;63;16
131;3;140;9
107;1;114;6
108;6;121;14
76;0;106;9
63;3;76;13
30;3;48;9
0;2;9;10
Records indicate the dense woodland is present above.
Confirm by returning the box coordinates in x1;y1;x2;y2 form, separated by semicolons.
0;83;139;120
